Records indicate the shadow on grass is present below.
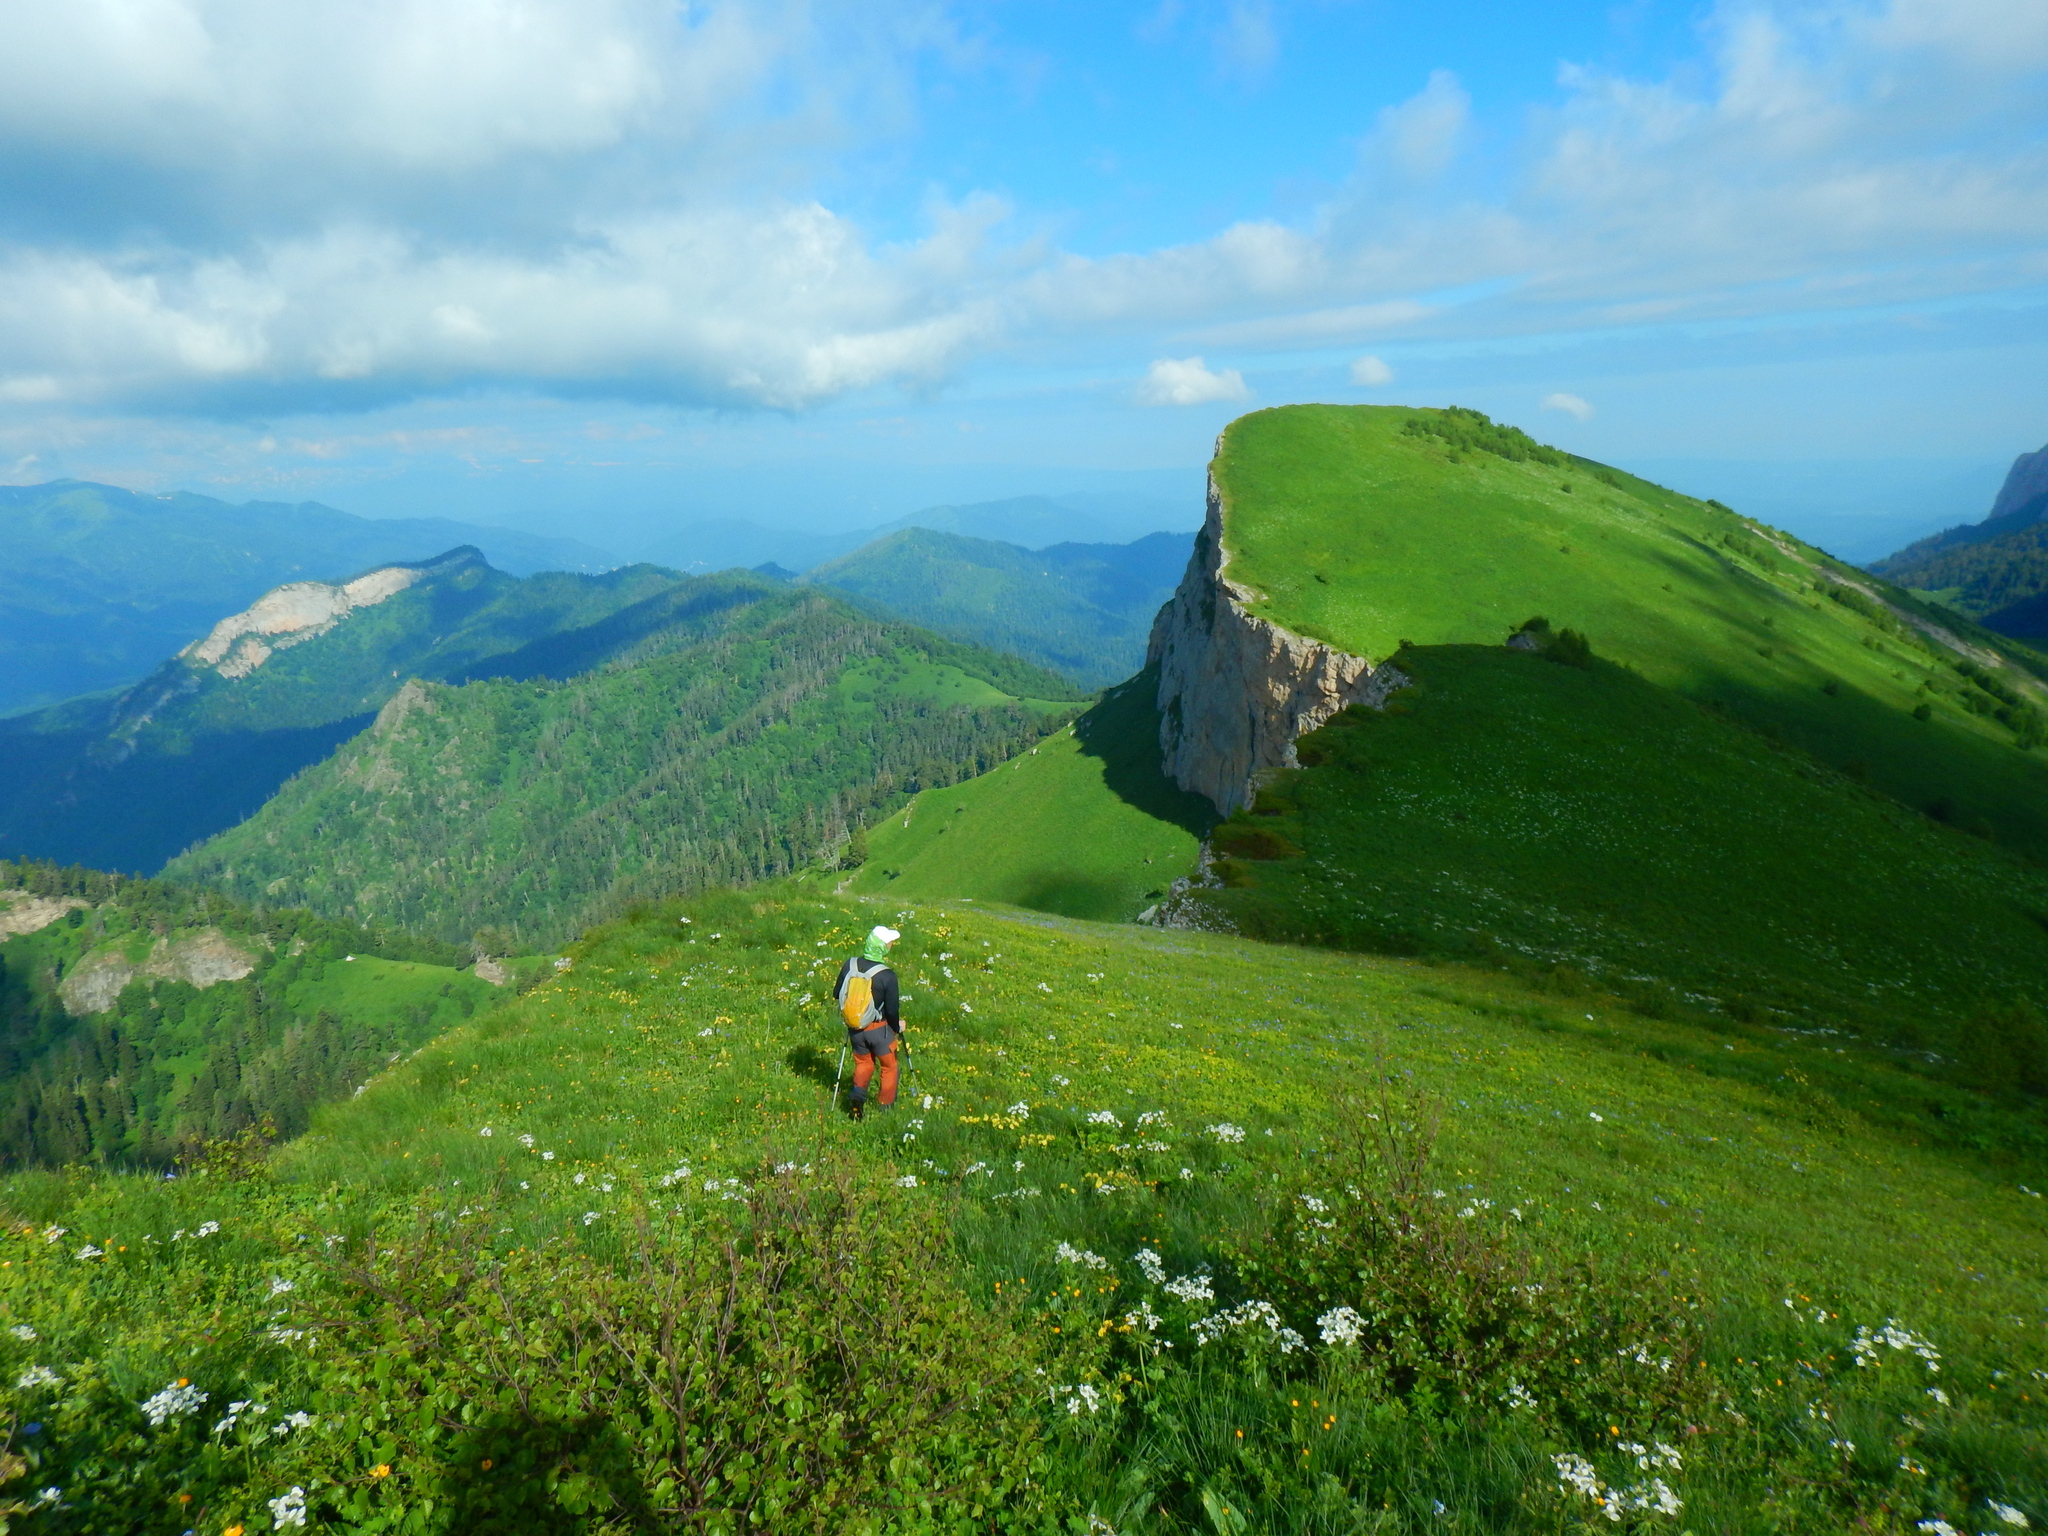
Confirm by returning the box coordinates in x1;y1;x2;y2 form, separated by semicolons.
785;1042;839;1091
1072;664;1217;838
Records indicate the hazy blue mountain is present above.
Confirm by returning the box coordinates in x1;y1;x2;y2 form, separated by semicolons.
805;527;1194;687
635;494;1197;575
1872;441;2048;637
0;480;620;716
0;549;714;873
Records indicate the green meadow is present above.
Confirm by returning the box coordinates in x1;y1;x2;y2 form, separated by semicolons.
3;890;2043;1532
1213;406;2048;858
844;677;1213;923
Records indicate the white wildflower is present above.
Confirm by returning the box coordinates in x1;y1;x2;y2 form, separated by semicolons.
518;1133;536;1147
269;1485;309;1528
1852;1320;1941;1372
1054;1382;1102;1415
1588;1111;1604;1123
542;1150;556;1160
1206;1122;1246;1143
1318;1306;1365;1346
1007;1102;1031;1117
142;1380;209;1426
74;1244;103;1260
1055;1242;1109;1270
267;1277;295;1297
195;1221;220;1237
7;1324;34;1341
581;1211;600;1225
1988;1503;2030;1530
40;1227;65;1243
1163;1270;1214;1304
1122;1300;1163;1334
1133;1248;1166;1285
17;1366;61;1389
34;1488;59;1508
478;1126;494;1137
897;1175;919;1188
1916;1522;1961;1536
1504;1381;1536;1410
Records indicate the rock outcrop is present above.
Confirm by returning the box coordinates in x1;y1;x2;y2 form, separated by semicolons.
1148;470;1410;816
58;928;261;1015
0;893;89;942
1990;441;2048;523
181;548;480;680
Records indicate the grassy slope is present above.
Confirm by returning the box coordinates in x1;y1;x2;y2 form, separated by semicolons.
5;890;2042;1529
1215;405;2048;857
842;673;1214;922
1200;644;2048;1045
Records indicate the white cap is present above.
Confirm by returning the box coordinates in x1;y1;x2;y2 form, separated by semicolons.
871;925;901;945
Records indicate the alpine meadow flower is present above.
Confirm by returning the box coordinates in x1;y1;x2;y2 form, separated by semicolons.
1133;1248;1166;1285
268;1485;309;1529
16;1366;60;1389
141;1380;208;1426
1317;1306;1365;1346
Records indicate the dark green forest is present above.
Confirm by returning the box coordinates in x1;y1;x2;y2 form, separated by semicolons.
1875;516;2048;637
0;859;498;1168
169;586;1085;948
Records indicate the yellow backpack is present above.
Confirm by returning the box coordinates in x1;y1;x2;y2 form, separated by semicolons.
839;959;883;1029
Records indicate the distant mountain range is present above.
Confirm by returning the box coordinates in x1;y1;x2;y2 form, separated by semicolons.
637;494;1196;574
1873;440;2048;637
0;480;619;717
807;527;1192;688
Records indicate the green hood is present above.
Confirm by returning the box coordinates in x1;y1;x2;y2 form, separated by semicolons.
862;935;892;962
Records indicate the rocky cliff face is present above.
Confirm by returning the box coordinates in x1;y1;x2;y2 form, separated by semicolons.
57;927;261;1014
1147;471;1409;816
1990;442;2048;523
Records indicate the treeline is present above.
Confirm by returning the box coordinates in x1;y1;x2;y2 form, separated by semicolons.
170;591;1083;949
0;859;487;1168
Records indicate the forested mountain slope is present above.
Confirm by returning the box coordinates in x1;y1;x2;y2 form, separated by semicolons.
0;552;750;873
168;586;1083;947
808;527;1192;687
0;479;614;716
0;859;505;1168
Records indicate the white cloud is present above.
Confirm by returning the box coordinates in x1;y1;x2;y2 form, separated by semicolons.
1371;69;1470;179
1542;393;1595;422
1137;357;1250;406
1350;355;1394;386
1214;1;1278;81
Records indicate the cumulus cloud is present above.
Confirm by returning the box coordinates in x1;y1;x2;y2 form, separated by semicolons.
1542;393;1595;421
0;0;2042;423
1350;355;1394;386
1137;357;1250;406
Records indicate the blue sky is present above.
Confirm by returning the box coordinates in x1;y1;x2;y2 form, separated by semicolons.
0;0;2043;560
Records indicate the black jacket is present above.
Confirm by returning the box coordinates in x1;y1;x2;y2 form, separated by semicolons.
833;956;900;1028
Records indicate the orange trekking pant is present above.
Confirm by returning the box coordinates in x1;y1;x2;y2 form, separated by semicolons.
851;1046;899;1106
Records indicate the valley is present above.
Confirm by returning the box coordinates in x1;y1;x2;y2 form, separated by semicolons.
2;405;2045;1532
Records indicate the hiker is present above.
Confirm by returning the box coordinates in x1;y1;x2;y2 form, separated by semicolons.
835;925;903;1117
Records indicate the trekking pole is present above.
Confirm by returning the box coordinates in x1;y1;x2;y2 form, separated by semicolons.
830;1041;848;1114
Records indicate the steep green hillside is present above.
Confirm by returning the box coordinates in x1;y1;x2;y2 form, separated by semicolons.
170;589;1084;947
0;479;614;716
0;860;504;1168
1875;518;2048;638
1216;405;2048;857
1186;643;2048;1054
2;890;2041;1531
810;527;1192;687
0;551;716;873
842;672;1212;920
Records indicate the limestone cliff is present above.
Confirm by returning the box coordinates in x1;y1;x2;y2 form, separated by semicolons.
1147;470;1409;816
